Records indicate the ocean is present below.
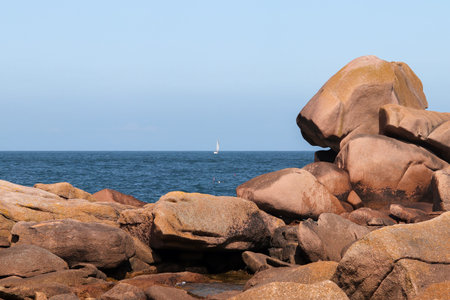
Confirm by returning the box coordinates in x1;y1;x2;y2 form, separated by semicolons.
0;151;314;203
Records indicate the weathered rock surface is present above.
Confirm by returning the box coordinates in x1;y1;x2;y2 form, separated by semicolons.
118;204;155;245
34;182;96;201
150;192;284;251
297;55;427;151
297;213;370;262
347;207;396;226
303;162;352;200
346;191;363;209
0;215;14;247
100;283;146;300
380;104;450;162
389;204;428;223
230;280;349;300
432;167;450;211
0;181;128;226
145;285;197;300
0;282;71;300
268;225;304;264
242;251;293;273
0;244;68;278
333;212;450;300
244;261;338;290
94;188;146;207
49;293;79;300
236;168;345;220
121;272;209;290
11;219;135;269
132;236;160;265
336;135;448;207
411;281;450;300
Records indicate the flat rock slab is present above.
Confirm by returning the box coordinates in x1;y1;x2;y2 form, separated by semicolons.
380;104;450;162
0;244;68;278
34;182;96;201
297;55;427;151
236;168;345;220
150;192;284;251
336;135;448;207
229;281;349;300
333;212;450;299
11;219;135;269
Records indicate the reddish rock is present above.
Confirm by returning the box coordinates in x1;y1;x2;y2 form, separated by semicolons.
34;182;96;201
11;219;135;269
0;244;68;278
150;192;284;251
100;283;146;300
389;204;428;223
244;261;338;290
333;212;450;300
432;167;450;211
336;135;448;207
93;189;146;207
347;207;396;226
345;191;363;209
297;55;427;151
242;251;293;273
118;205;155;245
236;168;345;220
303;162;352;200
380;104;450;162
297;213;369;262
144;285;196;300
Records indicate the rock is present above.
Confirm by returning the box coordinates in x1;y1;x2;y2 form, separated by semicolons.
297;213;370;262
380;104;450;162
0;244;68;278
205;290;241;299
150;191;284;251
70;281;114;299
333;212;450;299
229;281;349;300
268;225;305;264
118;205;155;245
303;162;352;200
0;215;14;247
297;55;427;151
314;149;337;163
432;167;450;211
100;283;146;300
347;207;396;226
144;285;196;300
345;191;363;209
336;135;448;207
0;282;71;300
93;189;146;207
129;257;153;273
121;272;209;290
244;261;338;290
242;251;293;273
49;293;79;300
389;204;428;223
132;236;160;265
236;168;345;220
34;182;96;201
0;180;129;226
11;219;135;269
411;281;450;300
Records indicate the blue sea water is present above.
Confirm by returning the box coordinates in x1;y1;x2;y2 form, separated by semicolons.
0;151;314;203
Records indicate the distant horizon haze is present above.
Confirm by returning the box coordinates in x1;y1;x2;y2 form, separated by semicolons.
1;1;449;151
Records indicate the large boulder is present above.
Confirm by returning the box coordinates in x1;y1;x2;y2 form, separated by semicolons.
0;180;128;226
380;104;450;162
229;281;349;300
432;167;450;211
297;55;427;151
336;135;448;207
11;219;135;269
34;182;96;201
118;204;155;245
303;162;352;200
150;192;284;251
244;261;338;290
236;168;345;220
93;188;146;207
333;212;450;299
297;213;370;262
0;244;68;278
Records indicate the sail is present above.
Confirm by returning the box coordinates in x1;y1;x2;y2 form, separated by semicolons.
214;139;220;154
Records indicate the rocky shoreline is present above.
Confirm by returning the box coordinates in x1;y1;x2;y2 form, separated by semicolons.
1;55;449;300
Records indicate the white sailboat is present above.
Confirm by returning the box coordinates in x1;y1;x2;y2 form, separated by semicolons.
213;139;220;154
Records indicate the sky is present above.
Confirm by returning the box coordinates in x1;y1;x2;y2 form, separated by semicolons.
1;1;449;151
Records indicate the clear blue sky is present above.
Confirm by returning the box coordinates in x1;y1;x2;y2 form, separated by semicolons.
1;1;449;150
